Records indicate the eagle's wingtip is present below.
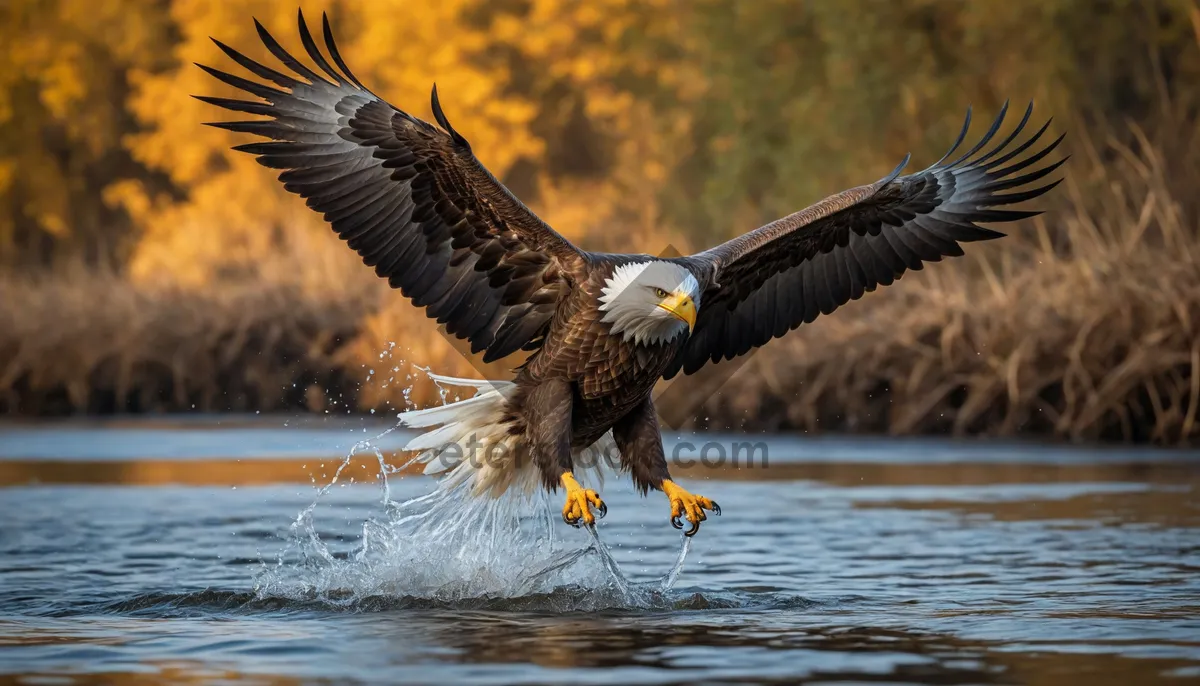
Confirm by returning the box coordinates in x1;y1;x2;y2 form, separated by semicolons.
431;84;472;150
879;153;910;186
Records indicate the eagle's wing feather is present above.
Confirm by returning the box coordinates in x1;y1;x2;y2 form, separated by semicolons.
198;11;584;363
667;102;1065;377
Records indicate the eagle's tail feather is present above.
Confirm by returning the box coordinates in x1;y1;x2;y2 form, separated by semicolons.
397;375;613;499
423;372;503;391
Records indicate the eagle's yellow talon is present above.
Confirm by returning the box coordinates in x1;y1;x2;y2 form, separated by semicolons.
560;472;605;528
662;479;720;537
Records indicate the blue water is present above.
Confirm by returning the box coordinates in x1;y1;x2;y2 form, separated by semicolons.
1;417;1198;684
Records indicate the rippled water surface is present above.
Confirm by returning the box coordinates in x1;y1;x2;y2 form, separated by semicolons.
1;418;1198;685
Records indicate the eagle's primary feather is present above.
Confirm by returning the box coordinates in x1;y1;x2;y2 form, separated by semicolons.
199;11;1066;535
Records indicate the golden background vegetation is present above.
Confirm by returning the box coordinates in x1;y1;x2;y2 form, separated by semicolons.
2;0;1199;443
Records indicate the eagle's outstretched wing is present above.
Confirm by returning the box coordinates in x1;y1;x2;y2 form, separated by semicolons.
197;11;585;363
667;102;1065;377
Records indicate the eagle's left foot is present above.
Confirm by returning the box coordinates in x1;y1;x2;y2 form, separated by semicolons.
662;479;720;536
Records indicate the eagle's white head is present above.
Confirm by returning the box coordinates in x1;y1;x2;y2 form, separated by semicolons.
598;261;701;346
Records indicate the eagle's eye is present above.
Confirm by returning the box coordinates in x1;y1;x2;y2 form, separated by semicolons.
654;287;669;299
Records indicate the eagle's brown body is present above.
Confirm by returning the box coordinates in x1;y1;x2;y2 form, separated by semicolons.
504;256;689;490
200;11;1065;534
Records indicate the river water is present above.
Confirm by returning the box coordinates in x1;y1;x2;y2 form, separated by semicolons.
1;417;1197;684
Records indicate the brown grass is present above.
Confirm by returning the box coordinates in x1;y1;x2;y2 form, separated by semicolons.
0;270;367;414
0;228;502;416
2;118;1198;444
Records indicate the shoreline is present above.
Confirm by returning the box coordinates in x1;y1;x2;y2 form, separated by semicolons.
5;412;1200;457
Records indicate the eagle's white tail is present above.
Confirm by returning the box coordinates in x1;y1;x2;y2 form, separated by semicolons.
399;372;613;498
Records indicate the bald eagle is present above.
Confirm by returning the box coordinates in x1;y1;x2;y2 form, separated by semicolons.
199;12;1064;535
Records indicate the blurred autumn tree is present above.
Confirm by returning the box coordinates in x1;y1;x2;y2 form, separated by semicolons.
671;0;1200;244
2;0;1198;273
0;0;176;269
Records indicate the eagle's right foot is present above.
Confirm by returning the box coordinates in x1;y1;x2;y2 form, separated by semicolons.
560;471;606;527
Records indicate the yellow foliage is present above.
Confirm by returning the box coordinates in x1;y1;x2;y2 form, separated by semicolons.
0;0;174;263
3;0;1198;279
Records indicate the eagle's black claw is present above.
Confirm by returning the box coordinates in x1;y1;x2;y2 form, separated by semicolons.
671;515;684;530
563;512;580;528
597;502;608;519
711;501;721;516
684;519;701;537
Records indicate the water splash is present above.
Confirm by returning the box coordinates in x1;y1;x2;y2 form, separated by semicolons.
255;378;692;610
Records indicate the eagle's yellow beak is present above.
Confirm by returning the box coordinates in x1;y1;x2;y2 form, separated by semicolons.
657;292;697;332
